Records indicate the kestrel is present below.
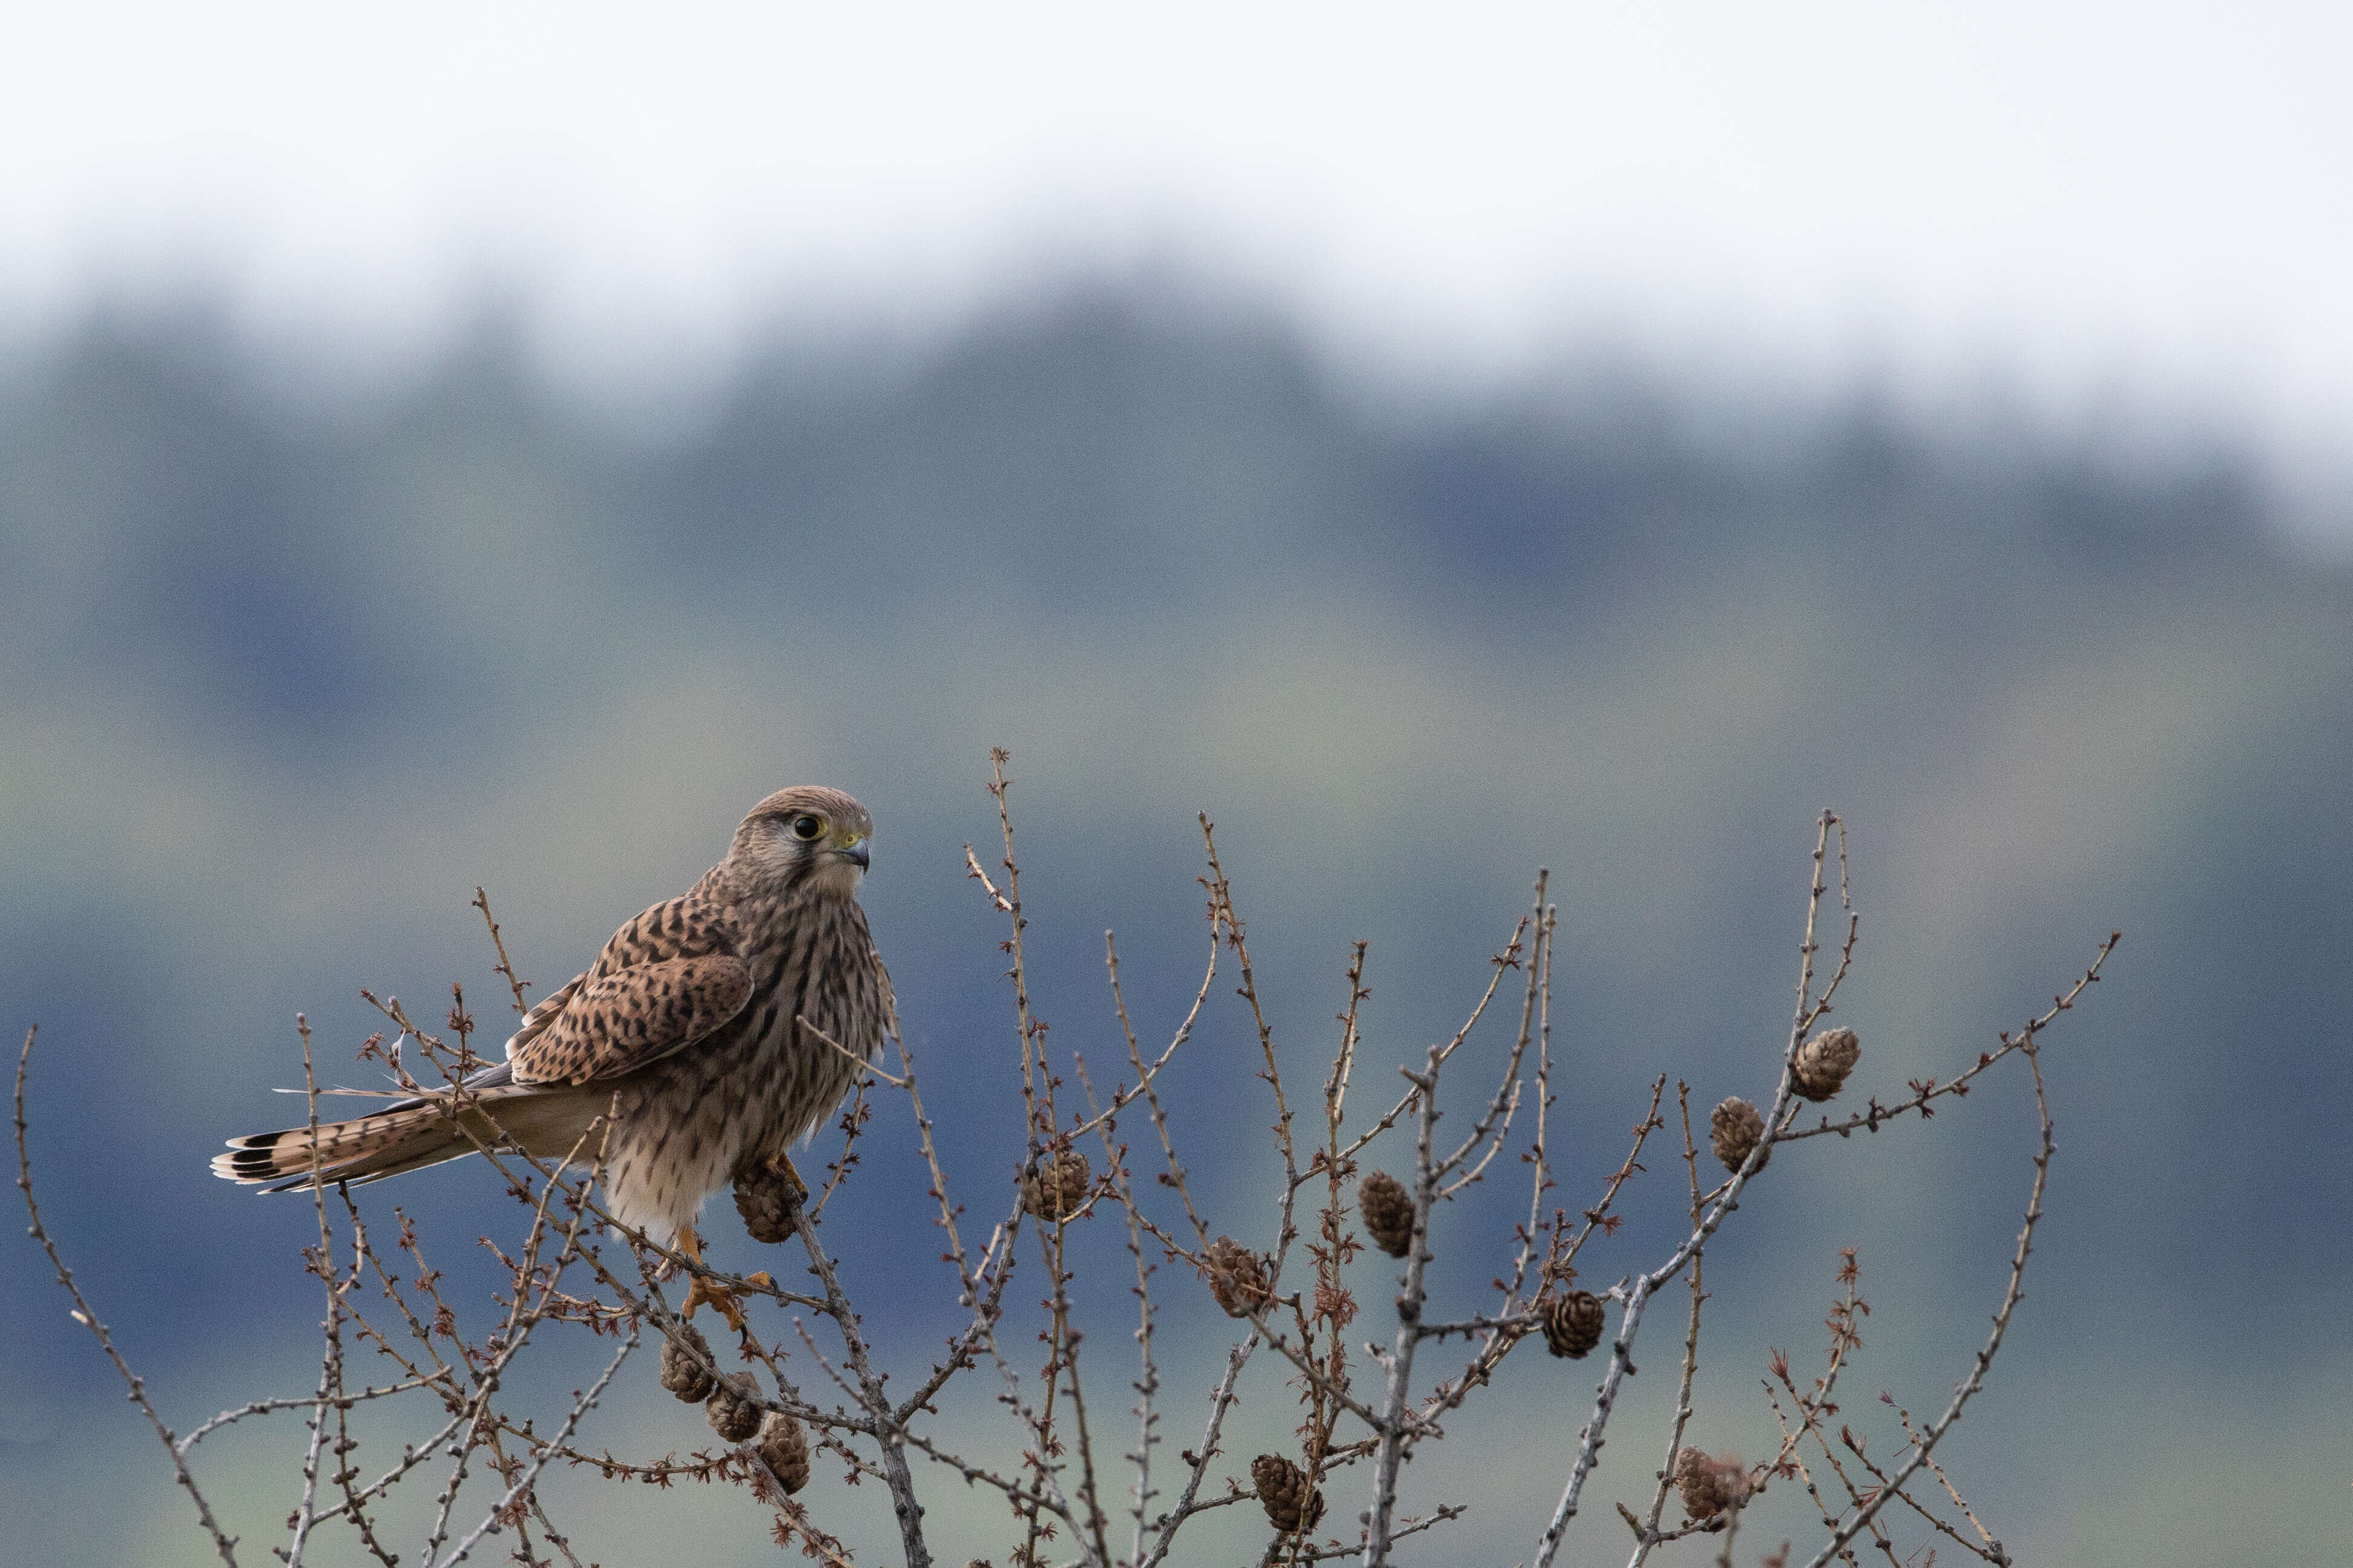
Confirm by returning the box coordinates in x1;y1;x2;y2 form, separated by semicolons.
213;786;890;1256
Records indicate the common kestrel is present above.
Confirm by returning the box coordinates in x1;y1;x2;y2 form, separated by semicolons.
212;786;890;1255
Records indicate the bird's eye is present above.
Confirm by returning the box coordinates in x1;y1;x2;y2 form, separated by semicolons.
789;815;824;841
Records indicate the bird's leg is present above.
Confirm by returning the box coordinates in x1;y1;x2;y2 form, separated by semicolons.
677;1221;774;1333
674;1222;732;1327
688;1153;814;1327
771;1151;810;1203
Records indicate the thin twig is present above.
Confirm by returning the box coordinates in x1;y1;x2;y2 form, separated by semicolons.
430;1328;639;1567
15;1028;241;1566
1361;1042;1447;1561
1777;934;2120;1144
1535;812;1849;1568
800;1013;907;1087
1799;1040;2059;1568
1626;1084;1712;1568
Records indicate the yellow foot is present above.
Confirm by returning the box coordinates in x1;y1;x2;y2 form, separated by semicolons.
675;1221;774;1332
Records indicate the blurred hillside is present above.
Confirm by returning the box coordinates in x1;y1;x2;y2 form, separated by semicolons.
2;289;2347;1565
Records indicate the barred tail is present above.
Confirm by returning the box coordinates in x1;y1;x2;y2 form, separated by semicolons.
211;1087;599;1192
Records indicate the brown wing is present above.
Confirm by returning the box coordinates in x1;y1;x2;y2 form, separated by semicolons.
504;889;751;1087
508;954;752;1086
504;973;586;1061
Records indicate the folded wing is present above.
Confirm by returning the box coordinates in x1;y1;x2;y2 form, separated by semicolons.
507;954;754;1086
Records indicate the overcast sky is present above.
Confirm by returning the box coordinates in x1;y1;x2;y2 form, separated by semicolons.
6;2;2348;462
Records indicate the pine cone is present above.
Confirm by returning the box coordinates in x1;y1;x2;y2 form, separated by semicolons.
1793;1027;1860;1102
1020;1149;1093;1223
1674;1448;1751;1521
1710;1097;1769;1175
1541;1289;1606;1359
1250;1453;1327;1536
1357;1171;1413;1258
658;1322;717;1403
708;1371;762;1443
756;1409;811;1495
1204;1236;1273;1319
733;1163;806;1245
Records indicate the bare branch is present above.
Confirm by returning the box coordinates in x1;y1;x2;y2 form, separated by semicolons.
1800;1041;2059;1568
16;1027;241;1566
68;783;2118;1568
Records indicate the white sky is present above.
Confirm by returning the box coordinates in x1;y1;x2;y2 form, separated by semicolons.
5;2;2350;464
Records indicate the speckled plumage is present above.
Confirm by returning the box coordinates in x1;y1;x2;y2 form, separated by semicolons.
212;786;892;1241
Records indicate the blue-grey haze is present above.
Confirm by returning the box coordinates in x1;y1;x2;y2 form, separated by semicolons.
1;289;2345;1566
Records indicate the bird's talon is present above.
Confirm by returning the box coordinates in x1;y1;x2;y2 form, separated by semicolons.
676;1223;773;1330
683;1272;752;1331
768;1153;810;1204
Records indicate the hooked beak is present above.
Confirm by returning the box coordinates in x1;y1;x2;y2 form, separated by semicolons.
841;836;870;870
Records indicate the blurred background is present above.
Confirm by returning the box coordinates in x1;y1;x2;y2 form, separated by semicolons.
3;4;2348;1564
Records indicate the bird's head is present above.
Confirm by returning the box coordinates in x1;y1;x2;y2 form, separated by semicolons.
735;786;874;898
